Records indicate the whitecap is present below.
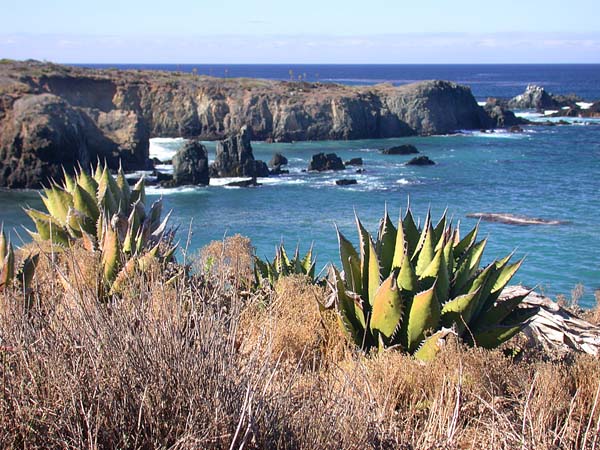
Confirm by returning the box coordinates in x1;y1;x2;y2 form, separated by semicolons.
576;102;593;110
146;185;207;195
149;137;187;162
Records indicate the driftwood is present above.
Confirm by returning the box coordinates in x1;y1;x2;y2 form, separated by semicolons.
502;285;600;356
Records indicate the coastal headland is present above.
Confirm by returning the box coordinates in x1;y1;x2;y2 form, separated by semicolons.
0;60;521;188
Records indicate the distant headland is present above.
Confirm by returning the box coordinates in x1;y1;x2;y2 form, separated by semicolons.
0;60;527;188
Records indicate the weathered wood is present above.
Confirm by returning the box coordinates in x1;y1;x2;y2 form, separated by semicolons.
502;285;600;356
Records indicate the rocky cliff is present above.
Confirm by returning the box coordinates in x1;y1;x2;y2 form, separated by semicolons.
1;60;504;188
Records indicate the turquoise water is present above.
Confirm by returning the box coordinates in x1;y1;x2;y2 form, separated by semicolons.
1;124;599;305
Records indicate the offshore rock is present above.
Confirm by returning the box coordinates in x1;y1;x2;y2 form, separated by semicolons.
483;98;527;127
507;85;558;111
406;155;435;166
381;144;419;155
209;126;270;178
269;152;288;168
172;140;209;185
308;153;345;171
344;157;363;166
335;178;357;186
0;61;511;187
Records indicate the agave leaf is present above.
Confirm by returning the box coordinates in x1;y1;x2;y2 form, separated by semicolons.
391;208;407;270
62;168;76;193
370;268;403;343
453;222;479;260
406;283;440;353
471;307;537;349
130;177;146;206
413;329;453;361
330;266;368;347
354;213;373;299
301;244;314;275
110;257;137;296
367;238;381;306
452;238;487;295
17;252;39;290
150;210;172;241
72;183;100;224
146;198;164;234
76;168;98;199
138;243;160;272
101;225;120;284
490;258;524;297
97;167;118;217
25;208;70;245
80;228;97;252
420;246;450;302
116;166;131;212
440;289;481;334
415;221;435;277
41;187;73;226
376;207;397;277
65;208;87;238
402;207;420;258
432;209;447;249
0;226;7;261
473;290;532;331
93;160;104;183
412;208;431;260
397;251;418;293
336;226;361;294
443;237;455;279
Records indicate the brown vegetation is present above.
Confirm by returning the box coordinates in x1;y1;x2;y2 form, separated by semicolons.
1;244;599;449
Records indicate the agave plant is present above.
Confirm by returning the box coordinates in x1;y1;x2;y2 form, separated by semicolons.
254;243;316;288
24;162;176;297
325;205;537;360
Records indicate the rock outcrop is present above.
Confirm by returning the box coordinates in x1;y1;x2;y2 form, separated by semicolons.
406;156;435;166
381;144;419;155
172;140;209;185
308;153;345;171
209;126;269;178
483;98;526;128
507;85;559;111
344;157;363;166
0;60;517;187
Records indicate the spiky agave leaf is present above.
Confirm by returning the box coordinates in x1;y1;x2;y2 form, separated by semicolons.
24;208;71;246
336;225;361;294
376;206;397;277
413;328;455;361
76;167;98;199
328;266;368;348
41;186;73;226
72;183;100;225
101;224;120;285
471;307;538;349
369;268;403;344
405;283;440;353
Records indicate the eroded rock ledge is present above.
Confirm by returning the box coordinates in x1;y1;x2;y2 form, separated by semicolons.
1;60;515;188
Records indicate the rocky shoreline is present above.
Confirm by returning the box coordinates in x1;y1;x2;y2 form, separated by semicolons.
0;60;525;188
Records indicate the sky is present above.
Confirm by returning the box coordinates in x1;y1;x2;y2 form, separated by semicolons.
1;0;599;63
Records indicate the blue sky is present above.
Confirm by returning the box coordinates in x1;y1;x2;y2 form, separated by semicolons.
1;0;599;63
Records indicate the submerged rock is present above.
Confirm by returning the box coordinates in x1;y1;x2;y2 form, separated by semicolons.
210;126;270;178
335;178;357;186
172;140;209;185
225;177;261;187
308;153;345;171
345;157;363;166
381;144;419;155
466;213;567;226
406;156;435;166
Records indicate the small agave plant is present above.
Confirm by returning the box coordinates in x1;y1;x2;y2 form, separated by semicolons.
254;243;316;288
325;204;537;360
24;162;176;297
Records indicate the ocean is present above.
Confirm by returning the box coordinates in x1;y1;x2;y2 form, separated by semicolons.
2;65;599;306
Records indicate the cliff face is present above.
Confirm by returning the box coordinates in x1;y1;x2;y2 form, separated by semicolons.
0;61;497;188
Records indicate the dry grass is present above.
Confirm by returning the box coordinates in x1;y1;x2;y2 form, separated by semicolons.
1;249;600;449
